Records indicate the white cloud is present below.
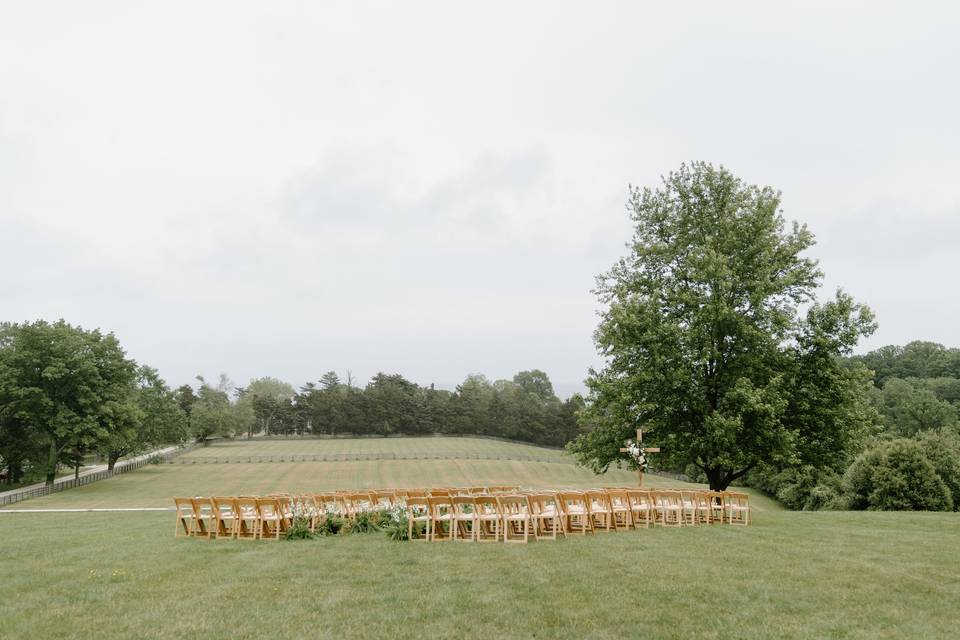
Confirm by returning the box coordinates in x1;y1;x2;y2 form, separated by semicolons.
1;1;958;393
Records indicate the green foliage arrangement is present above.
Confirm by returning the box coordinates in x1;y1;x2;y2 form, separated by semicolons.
284;516;315;540
380;505;420;541
315;514;347;536
349;510;380;534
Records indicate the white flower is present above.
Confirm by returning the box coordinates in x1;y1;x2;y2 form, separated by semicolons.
625;439;649;470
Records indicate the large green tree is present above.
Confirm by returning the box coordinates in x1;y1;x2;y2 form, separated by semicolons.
878;378;957;436
0;320;138;485
568;162;876;490
235;377;296;438
98;366;188;470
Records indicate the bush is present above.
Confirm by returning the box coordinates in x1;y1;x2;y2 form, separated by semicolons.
316;513;346;536
915;431;960;511
284;516;315;540
380;505;424;541
349;510;381;534
843;439;953;511
747;465;842;511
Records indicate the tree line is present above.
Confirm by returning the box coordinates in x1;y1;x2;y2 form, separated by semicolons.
745;341;960;511
0;320;581;486
177;369;582;447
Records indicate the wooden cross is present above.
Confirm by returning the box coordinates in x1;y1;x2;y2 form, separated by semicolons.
619;426;661;488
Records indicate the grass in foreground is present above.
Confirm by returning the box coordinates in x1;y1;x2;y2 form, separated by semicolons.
1;510;957;639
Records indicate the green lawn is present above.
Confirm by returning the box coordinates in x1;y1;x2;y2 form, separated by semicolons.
1;510;957;639
3;437;781;512
4;436;953;638
180;436;569;459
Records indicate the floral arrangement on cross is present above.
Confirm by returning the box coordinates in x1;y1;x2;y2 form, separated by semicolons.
623;439;648;471
619;426;660;487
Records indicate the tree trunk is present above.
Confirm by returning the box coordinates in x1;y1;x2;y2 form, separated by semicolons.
45;438;57;486
706;467;728;491
706;463;756;492
74;459;81;480
107;452;121;472
4;460;24;485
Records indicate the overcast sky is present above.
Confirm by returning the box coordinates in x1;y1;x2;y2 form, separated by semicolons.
2;2;958;397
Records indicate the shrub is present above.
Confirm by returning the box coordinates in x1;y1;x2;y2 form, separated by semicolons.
284;516;315;540
350;510;381;534
915;431;960;511
316;513;346;536
806;482;846;511
381;505;422;541
747;465;842;511
843;439;953;511
283;500;316;540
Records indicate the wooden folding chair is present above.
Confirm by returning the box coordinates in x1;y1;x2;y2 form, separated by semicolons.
427;496;455;541
211;496;240;538
256;497;285;540
694;492;712;524
558;492;593;535
724;491;751;526
274;496;295;529
626;489;652;528
473;495;502;542
451;496;477;541
679;490;698;526
235;496;260;539
607;489;633;530
529;493;563;540
346;492;375;519
173;497;201;538
371;490;395;510
405;497;431;541
708;491;725;523
497;495;533;543
653;491;682;527
585;490;613;532
313;493;338;517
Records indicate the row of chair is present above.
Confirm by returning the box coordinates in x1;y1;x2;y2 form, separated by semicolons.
401;489;751;543
174;487;750;542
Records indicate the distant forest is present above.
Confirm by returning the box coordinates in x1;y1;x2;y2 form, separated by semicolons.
195;369;583;448
849;341;960;436
0;320;583;486
744;340;960;510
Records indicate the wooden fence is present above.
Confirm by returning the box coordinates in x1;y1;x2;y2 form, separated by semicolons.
0;444;197;507
171;452;576;465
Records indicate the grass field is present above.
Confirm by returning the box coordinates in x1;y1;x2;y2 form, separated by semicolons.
179;436;569;459
1;511;958;639
2;438;781;512
2;437;958;639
